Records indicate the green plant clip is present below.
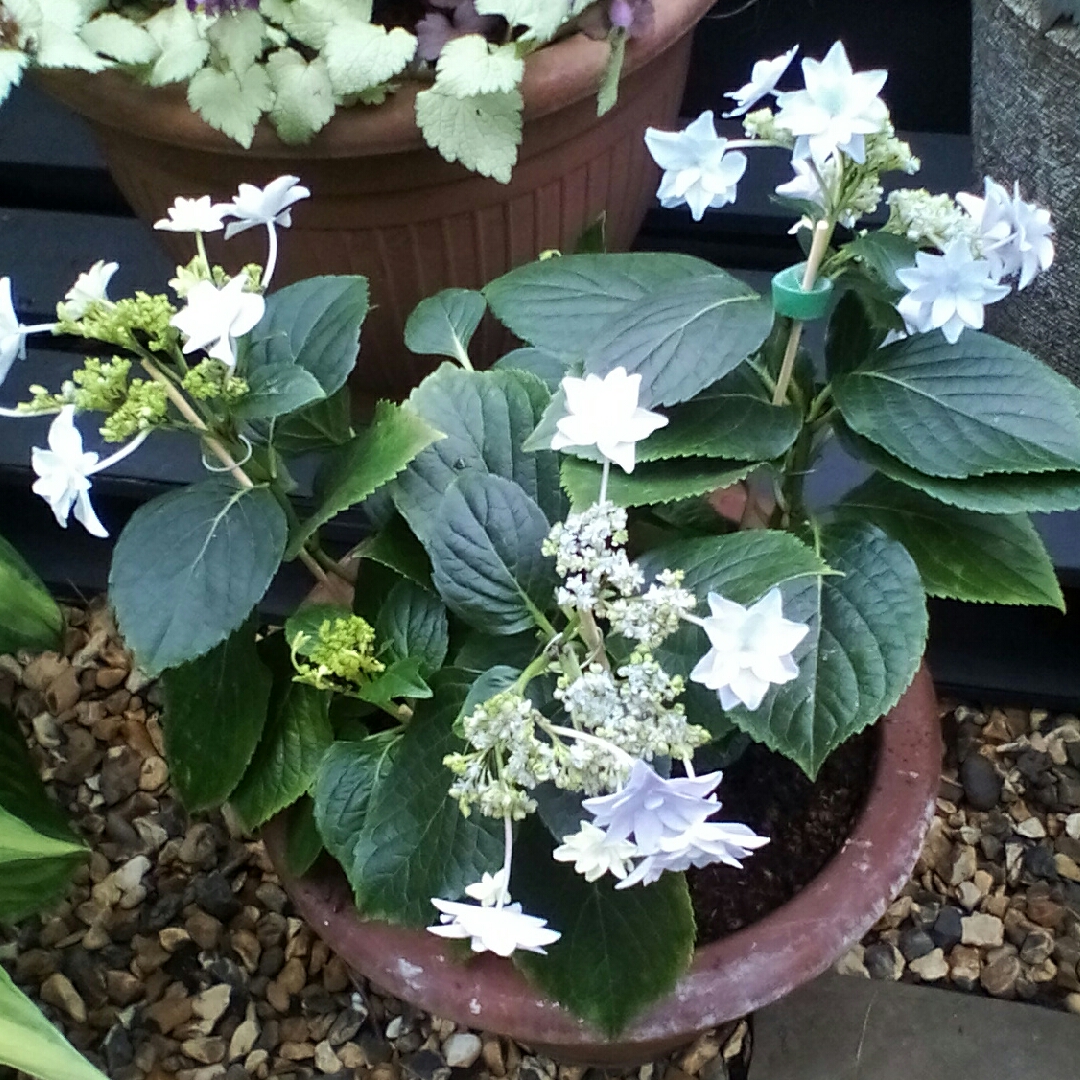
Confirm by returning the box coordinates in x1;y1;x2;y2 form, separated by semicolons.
771;263;834;322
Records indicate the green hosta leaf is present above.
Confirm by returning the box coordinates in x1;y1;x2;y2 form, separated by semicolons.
597;29;626;116
0;967;109;1080
428;474;555;635
415;87;522;184
288;401;442;558
110;479;288;676
283;796;323;876
404;289;487;364
323;19;416;97
348;680;504;924
436;36;524;96
839;474;1064;610
313;735;399;867
475;0;573;40
833;331;1080;478
271;387;353;457
187;63;273;149
393;365;564;540
0;707;74;843
267;48;336;144
229;645;333;831
560;457;756;509
145;5;210;84
235;361;325;420
248;276;370;397
727;521;927;778
375;581;449;676
160;615;272;812
493;347;568;392
355;516;433;590
511;817;695;1037
837;423;1080;513
484;254;772;407
80;13;157;63
0;534;62;656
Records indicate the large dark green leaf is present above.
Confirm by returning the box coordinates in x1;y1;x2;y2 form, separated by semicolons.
493;347;569;392
560;457;756;508
288;401;442;558
839;474;1064;610
0;534;62;656
347;680;504;925
511;818;696;1037
247;275;369;396
374;580;449;676
726;522;927;778
270;387;353;457
428;474;555;635
160;615;272;812
234;362;325;420
833;331;1080;477
393;365;565;538
844;231;918;291
404;288;487;363
354;515;433;590
485;253;773;408
110;479;288;675
824;288;903;379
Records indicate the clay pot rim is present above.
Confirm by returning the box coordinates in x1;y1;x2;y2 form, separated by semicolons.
34;0;717;159
263;663;940;1063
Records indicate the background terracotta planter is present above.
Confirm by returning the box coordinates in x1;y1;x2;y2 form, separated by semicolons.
263;665;942;1067
38;0;715;401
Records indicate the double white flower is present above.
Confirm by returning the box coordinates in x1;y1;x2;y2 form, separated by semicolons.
170;275;266;370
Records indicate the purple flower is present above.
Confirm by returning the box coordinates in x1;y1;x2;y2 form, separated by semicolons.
416;1;500;63
610;0;654;37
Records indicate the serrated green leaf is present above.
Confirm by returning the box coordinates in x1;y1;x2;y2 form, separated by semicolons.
248;275;370;397
375;580;448;676
725;522;927;778
324;19;416;96
597;29;625;116
186;62;273;148
235;361;325;420
484;254;773;408
271;387;354;457
354;515;433;591
0;967;109;1080
493;347;569;392
160;615;272;812
474;0;573;40
145;4;210;85
415;86;522;184
357;656;431;706
836;422;1080;513
288;401;441;559
33;1;109;72
833;331;1080;478
110;479;288;676
393;365;564;540
80;13;157;64
511;817;695;1037
824;288;902;380
428;474;555;635
845;231;918;291
230;643;333;830
348;681;504;924
0;533;63;656
560;457;756;508
404;289;487;365
266;48;336;144
454;630;539;675
839;474;1064;610
436;35;524;96
284;604;353;656
205;9;266;74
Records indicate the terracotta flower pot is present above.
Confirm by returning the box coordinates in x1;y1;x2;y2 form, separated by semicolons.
36;0;715;402
262;664;941;1067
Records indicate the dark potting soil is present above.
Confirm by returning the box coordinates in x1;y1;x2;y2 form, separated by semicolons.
688;728;878;946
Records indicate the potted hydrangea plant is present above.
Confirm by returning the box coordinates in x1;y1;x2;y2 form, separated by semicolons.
10;0;717;398
3;38;1079;1065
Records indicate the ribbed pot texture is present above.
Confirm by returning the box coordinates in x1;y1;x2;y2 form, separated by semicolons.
971;0;1080;383
262;665;942;1068
38;0;716;401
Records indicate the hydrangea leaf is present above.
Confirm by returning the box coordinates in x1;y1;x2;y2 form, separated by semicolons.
474;0;574;41
404;288;487;363
323;20;416;97
186;62;273;148
266;48;336;144
0;533;62;656
205;9;268;75
436;35;524;97
145;5;210;85
79;13;157;64
375;580;449;677
0;50;28;106
415;87;522;184
838;474;1064;610
560;457;756;509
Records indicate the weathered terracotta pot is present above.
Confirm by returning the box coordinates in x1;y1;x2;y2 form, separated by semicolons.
262;664;941;1067
37;0;714;401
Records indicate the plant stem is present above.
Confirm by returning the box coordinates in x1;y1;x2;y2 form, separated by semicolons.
577;607;611;671
772;220;833;407
598;459;611;505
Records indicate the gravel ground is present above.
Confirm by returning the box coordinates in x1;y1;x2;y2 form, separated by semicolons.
2;602;1078;1080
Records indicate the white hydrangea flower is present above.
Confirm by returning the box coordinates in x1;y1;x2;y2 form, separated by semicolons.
644;112;748;221
428;898;560;956
957;178;1054;290
0;276;28;386
895;239;1011;344
690;587;809;711
216;175;311;239
463;868;511;907
170;275;266;369
551;367;667;473
774;41;889;165
153;195;227;234
553;821;638;882
885;189;977;252
723;46;798;117
617;818;770;888
31;406;108;538
57;260;119;321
